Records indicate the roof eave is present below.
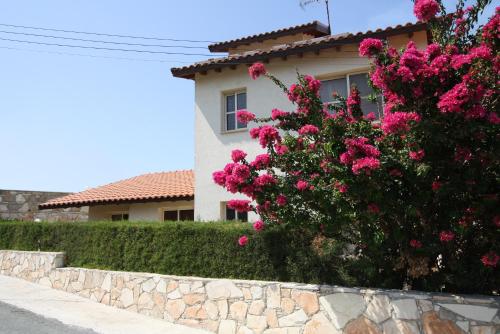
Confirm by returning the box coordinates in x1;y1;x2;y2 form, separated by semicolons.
171;22;429;80
38;194;195;210
207;21;330;53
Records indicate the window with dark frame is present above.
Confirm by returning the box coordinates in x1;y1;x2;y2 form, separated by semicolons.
225;91;247;131
111;213;128;221
320;73;383;119
225;205;248;222
163;210;178;221
179;209;195;221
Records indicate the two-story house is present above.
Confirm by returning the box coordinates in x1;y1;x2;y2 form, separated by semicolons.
171;20;429;222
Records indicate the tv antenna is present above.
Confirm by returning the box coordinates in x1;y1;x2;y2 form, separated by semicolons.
300;0;332;34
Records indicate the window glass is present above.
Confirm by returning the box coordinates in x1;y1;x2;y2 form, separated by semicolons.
226;113;235;131
163;210;178;221
179;210;194;221
236;92;246;110
111;213;128;221
349;73;372;96
226;207;236;221
238;211;248;222
320;78;347;103
226;94;235;113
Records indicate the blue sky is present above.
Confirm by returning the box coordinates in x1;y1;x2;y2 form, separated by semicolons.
0;0;495;192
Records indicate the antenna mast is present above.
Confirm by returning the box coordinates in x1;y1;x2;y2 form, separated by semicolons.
325;0;331;34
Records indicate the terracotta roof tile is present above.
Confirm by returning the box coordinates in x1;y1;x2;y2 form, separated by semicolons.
172;21;428;79
208;20;330;52
39;170;194;209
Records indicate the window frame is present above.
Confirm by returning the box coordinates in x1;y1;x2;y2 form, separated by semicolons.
222;89;247;133
162;208;195;222
110;213;129;221
222;202;248;222
320;71;384;119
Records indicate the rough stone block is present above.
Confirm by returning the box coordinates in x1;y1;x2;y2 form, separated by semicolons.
319;293;366;330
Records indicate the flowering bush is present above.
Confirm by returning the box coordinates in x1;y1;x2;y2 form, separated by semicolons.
214;1;499;293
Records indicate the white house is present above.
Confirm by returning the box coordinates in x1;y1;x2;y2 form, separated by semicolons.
40;20;429;222
171;20;429;222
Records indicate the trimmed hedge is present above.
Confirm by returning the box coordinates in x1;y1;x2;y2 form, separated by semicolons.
0;220;366;286
1;220;495;294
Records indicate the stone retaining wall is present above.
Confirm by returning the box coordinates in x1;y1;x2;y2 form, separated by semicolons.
0;189;88;222
0;250;498;334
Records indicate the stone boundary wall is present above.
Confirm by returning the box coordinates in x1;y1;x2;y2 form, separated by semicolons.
0;189;88;222
0;250;498;334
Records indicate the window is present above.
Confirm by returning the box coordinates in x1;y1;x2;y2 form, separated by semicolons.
179;210;195;221
224;203;248;222
163;210;178;221
224;91;247;131
320;73;383;119
163;209;194;221
111;213;128;221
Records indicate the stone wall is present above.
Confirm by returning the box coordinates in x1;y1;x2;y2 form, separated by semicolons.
0;250;498;334
0;189;88;221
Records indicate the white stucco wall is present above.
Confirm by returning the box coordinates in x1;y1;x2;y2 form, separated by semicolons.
88;200;194;221
194;31;428;222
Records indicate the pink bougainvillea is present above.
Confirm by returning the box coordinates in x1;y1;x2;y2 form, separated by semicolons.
213;2;499;293
413;0;440;21
248;62;266;80
238;235;248;246
236;110;256;124
359;38;384;57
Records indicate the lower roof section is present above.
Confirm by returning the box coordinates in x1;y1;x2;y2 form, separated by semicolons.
39;170;194;209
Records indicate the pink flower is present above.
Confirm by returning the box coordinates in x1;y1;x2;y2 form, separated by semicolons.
494;216;500;227
364;112;376;121
250;154;270;169
248;62;266;80
253;220;265;232
274;144;289;155
413;0;440;21
276;194;287;206
238;235;248;246
304;75;321;95
409;149;425;161
432;180;442;191
382;112;421;135
368;203;380;214
410;239;423;249
439;230;455;242
359;38;384;57
231;149;247;163
212;171;226;186
347;87;361;115
352;157;381;175
271;108;289;120
253;174;276;187
488;112;500;124
481;251;499;267
233;164;251;182
249;127;261;139
227;199;252;212
296;180;309;191
335;181;348;193
258;125;281;148
298;124;320;136
236;110;256;124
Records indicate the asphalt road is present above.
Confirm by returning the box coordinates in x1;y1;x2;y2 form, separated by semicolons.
0;301;98;334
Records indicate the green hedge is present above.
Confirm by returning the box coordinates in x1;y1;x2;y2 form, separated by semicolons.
0;220;371;286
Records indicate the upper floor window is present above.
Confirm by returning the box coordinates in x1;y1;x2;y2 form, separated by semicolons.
224;91;247;132
320;73;383;119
